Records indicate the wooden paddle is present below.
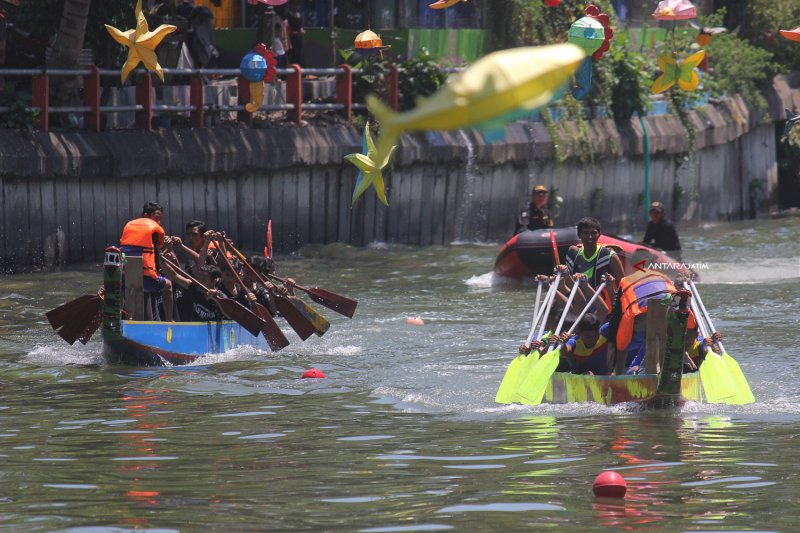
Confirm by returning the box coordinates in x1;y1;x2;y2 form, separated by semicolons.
496;278;545;404
518;278;585;406
688;280;754;404
206;241;293;349
265;272;357;318
227;242;329;337
46;291;104;345
161;255;273;342
216;237;315;341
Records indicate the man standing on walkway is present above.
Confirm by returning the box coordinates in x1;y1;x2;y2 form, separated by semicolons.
515;185;554;233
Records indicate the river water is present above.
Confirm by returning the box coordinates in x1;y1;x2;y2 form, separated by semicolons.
1;218;798;531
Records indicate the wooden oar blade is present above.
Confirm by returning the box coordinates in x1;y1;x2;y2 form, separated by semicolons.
217;298;267;338
518;347;561;406
495;354;526;404
721;351;755;404
291;296;330;336
307;287;358;318
77;309;103;345
46;294;98;331
274;294;316;341
251;302;290;351
50;296;103;345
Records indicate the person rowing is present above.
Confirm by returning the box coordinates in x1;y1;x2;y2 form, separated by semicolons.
119;202;174;321
565;217;623;309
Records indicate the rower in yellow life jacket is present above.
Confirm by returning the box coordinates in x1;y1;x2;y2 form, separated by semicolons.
120;202;174;321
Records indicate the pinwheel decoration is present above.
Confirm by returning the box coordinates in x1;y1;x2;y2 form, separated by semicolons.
105;0;177;83
568;4;612;100
241;44;277;112
652;0;697;21
651;50;705;94
689;21;726;46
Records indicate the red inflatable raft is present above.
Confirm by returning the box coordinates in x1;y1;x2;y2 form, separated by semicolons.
494;227;689;279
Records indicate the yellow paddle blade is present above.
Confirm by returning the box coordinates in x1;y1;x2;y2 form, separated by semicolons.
510;351;540;403
721;351;755;404
699;352;738;404
517;347;561;406
495;354;526;404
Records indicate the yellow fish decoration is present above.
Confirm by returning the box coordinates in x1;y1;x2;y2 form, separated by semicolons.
650;50;706;94
105;0;177;83
367;43;585;167
345;122;396;206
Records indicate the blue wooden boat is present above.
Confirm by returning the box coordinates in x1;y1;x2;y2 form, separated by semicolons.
101;247;269;366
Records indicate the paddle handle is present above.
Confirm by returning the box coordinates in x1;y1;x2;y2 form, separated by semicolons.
554;277;581;337
214;237;255;297
162;255;214;297
565;280;608;335
689;280;725;353
525;280;546;344
536;272;562;340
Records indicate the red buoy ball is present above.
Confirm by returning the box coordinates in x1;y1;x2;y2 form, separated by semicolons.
405;317;425;326
592;471;627;498
302;368;326;379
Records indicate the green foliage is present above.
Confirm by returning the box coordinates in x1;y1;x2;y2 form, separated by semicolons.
606;47;650;122
396;48;447;111
343;47;447;116
0;83;37;130
741;1;800;74
10;0;135;67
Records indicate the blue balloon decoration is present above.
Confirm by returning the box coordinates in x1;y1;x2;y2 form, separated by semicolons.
240;52;268;82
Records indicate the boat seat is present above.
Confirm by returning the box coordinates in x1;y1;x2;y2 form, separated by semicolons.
645;298;669;373
123;256;145;321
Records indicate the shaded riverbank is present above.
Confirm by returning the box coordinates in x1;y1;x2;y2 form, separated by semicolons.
2;75;798;272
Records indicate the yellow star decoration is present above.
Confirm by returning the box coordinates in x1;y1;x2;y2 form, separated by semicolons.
105;0;177;83
345;122;396;206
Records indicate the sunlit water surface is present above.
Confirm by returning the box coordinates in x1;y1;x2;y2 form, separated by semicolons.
1;218;798;531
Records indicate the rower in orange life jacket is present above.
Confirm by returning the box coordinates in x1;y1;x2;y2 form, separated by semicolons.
119;202;174;321
565;217;624;312
607;269;697;374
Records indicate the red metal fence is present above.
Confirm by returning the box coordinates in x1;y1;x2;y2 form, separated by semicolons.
0;63;402;132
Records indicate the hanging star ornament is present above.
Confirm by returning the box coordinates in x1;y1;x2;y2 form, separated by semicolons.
345;122;396;206
105;0;177;83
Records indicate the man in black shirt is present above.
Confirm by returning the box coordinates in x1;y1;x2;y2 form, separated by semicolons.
515;185;554;233
642;201;682;259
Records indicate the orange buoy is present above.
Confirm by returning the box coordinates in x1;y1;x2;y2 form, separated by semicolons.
405;317;425;326
593;471;627;498
302;368;325;379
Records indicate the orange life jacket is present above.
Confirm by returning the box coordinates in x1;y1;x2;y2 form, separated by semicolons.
615;270;676;350
120;217;165;279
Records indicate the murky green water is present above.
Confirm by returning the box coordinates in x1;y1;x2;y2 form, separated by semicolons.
1;218;798;531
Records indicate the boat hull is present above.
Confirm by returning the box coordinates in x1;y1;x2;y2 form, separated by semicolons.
544;371;703;405
103;320;270;366
494;227;688;279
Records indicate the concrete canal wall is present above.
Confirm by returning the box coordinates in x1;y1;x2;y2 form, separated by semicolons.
1;75;798;272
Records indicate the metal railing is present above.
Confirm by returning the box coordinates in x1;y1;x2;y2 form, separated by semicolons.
0;63;403;132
